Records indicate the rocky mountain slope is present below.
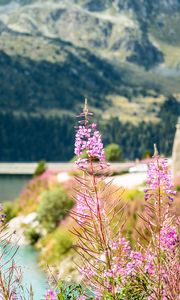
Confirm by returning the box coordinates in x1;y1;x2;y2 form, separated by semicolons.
0;0;180;122
0;0;180;161
0;0;180;67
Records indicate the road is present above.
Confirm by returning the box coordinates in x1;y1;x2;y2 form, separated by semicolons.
0;162;134;175
106;172;147;189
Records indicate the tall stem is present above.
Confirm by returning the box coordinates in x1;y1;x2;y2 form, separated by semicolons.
83;99;116;299
157;158;162;300
0;272;9;300
89;158;116;300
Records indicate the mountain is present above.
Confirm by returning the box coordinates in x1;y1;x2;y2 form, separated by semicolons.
0;0;180;67
0;0;179;161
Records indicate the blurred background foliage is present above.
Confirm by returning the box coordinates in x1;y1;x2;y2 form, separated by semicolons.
0;97;179;161
37;187;74;232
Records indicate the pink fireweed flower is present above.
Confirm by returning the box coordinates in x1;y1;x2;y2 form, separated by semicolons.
74;100;107;170
144;149;176;203
103;239;139;279
75;123;105;168
109;240;119;250
144;251;155;276
76;192;95;224
119;237;131;253
45;290;57;300
124;251;144;276
160;225;179;251
79;265;96;277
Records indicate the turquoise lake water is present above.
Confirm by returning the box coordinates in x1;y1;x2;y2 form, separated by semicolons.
2;244;49;300
0;174;48;299
14;245;49;299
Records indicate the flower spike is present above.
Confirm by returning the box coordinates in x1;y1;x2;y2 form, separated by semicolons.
84;98;88;119
153;143;159;157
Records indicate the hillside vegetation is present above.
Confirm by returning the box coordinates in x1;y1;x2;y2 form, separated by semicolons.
0;0;179;160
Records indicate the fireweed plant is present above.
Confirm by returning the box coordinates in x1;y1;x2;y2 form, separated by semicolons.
0;103;179;299
69;103;179;300
141;146;180;300
36;104;180;299
72;100;131;299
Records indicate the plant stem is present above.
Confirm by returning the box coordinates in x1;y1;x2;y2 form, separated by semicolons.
90;157;116;300
0;272;9;300
83;101;116;299
157;158;162;300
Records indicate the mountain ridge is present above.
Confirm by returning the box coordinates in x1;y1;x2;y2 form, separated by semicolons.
0;0;180;161
0;0;174;69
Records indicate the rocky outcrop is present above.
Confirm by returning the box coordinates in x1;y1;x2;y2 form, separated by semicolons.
0;0;175;68
127;38;164;69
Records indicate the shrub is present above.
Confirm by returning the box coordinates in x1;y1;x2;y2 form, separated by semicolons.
105;143;122;161
37;228;75;266
19;175;50;214
54;229;73;256
34;160;46;177
37;187;74;232
143;149;152;158
3;201;19;222
24;227;41;245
